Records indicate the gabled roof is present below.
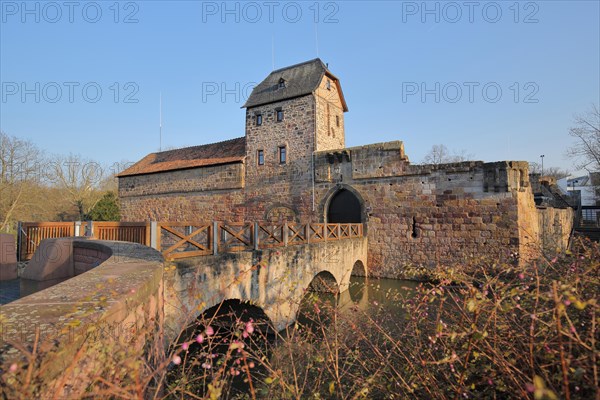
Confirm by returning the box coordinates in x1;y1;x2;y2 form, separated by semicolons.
118;137;246;177
243;58;348;111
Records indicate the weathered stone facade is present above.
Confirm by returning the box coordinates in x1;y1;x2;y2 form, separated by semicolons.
119;163;244;197
119;58;572;278
244;94;316;221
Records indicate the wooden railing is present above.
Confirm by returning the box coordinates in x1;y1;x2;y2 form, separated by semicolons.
158;222;212;260
17;221;149;261
19;222;79;261
158;222;363;260
18;221;364;261
93;222;150;244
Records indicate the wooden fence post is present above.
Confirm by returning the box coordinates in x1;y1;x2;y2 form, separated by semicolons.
213;221;219;255
283;222;288;246
150;221;158;250
17;222;22;262
74;221;81;237
254;222;259;250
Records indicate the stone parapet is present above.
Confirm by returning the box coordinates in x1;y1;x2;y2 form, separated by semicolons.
0;240;164;398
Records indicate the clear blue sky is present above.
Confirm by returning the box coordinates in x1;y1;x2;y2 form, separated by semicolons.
1;1;599;175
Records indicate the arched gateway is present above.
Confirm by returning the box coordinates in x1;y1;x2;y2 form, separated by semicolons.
324;185;365;224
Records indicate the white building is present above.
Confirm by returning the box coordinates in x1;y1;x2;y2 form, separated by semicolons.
558;173;599;206
558;173;599;225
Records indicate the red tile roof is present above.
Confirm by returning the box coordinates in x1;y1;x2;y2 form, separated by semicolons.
118;137;246;177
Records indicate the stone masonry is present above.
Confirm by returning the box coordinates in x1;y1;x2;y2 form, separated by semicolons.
118;58;572;278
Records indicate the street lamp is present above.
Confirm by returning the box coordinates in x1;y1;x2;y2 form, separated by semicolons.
540;155;545;176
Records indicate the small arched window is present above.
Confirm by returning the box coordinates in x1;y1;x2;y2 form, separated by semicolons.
278;78;286;89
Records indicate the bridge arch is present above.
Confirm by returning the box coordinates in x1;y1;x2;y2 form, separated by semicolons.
177;299;276;344
320;184;368;226
169;299;275;397
307;270;339;293
351;260;367;277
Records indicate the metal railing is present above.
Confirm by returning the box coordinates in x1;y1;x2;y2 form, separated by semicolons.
575;206;600;228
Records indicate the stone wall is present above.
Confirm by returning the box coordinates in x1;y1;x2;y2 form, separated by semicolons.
244;94;317;221
536;207;574;253
119;162;246;222
311;144;541;278
119;138;567;279
21;238;112;281
0;240;164;398
119;162;244;197
73;243;112;275
315;75;345;151
120;190;246;222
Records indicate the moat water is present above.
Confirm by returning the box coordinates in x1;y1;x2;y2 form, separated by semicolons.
0;277;70;305
169;277;423;398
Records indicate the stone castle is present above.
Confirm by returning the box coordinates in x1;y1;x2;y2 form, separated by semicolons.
118;58;572;278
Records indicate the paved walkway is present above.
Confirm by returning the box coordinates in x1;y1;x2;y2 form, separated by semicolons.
0;279;21;305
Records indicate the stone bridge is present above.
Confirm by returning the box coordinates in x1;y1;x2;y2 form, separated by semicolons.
0;225;367;395
164;235;367;338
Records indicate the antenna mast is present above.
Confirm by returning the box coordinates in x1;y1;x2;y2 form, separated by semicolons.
271;35;275;70
315;22;319;57
159;92;162;152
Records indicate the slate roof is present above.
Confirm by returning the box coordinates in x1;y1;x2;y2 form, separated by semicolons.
243;58;348;111
118;137;246;177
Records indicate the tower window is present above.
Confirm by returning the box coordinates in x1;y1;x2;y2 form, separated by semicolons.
257;150;264;165
256;114;262;126
278;78;286;89
326;79;331;90
278;146;287;164
336;115;340;127
276;109;284;122
331;127;335;137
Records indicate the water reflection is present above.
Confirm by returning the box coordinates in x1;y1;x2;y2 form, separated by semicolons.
167;277;426;398
296;277;422;336
0;277;70;305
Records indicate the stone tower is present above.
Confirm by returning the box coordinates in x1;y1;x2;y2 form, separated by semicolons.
242;58;348;221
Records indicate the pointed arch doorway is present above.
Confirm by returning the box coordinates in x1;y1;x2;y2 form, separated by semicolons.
327;188;362;223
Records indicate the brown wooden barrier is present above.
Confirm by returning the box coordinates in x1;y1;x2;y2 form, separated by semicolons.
19;222;78;261
18;221;363;261
158;222;212;260
18;221;149;261
92;222;150;245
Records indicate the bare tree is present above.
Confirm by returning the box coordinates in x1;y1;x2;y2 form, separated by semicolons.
100;160;134;193
528;162;570;180
45;154;106;220
0;132;44;232
566;104;600;172
422;144;474;165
